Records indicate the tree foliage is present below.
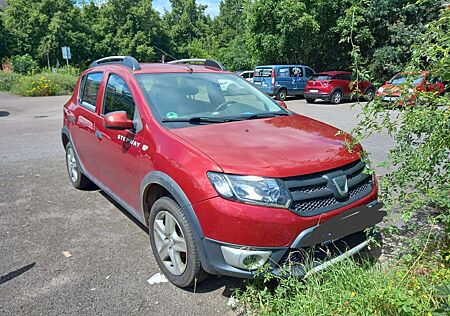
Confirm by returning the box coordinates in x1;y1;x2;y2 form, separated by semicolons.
348;3;450;227
0;0;445;77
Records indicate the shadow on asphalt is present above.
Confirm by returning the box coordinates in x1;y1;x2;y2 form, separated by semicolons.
0;110;10;117
0;262;36;285
99;190;246;295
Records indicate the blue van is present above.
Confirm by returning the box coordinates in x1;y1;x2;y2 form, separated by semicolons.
253;65;315;100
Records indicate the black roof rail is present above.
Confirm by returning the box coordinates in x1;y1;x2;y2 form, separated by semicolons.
89;56;141;70
167;59;226;71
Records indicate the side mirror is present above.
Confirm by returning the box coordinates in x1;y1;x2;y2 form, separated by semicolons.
277;100;288;109
104;111;133;130
384;81;388;85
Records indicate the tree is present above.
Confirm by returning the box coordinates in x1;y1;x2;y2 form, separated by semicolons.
247;0;319;65
162;0;211;58
91;0;167;62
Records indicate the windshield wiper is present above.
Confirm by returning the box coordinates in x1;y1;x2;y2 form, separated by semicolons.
161;116;236;124
240;112;290;120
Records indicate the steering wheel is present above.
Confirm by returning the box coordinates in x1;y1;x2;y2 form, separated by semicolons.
212;100;237;114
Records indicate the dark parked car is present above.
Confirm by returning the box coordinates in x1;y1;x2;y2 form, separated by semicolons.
304;71;375;104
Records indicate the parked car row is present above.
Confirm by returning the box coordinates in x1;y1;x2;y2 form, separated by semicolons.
236;65;445;105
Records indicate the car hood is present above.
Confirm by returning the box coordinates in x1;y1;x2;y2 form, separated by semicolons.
170;114;361;178
378;84;402;96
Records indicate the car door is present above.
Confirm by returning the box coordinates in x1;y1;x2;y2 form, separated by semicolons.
289;66;303;95
97;73;143;212
70;72;104;181
277;67;291;94
336;74;352;98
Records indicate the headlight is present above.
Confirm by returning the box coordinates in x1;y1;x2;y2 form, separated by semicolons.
377;87;384;93
207;172;291;208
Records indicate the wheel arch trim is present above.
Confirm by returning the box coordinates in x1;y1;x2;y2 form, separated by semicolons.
140;171;216;274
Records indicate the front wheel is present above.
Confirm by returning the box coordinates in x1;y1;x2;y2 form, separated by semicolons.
276;88;287;101
149;197;208;288
365;88;375;101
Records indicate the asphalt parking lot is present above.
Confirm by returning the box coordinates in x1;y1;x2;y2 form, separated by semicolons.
0;93;394;315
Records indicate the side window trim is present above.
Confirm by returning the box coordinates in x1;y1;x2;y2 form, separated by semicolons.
78;71;103;112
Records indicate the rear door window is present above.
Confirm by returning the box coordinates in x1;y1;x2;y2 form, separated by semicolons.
103;74;135;120
79;72;103;111
290;67;303;77
336;74;351;80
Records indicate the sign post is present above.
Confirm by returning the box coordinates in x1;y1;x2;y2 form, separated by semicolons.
61;46;71;66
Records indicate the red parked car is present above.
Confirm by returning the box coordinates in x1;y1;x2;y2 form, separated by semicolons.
304;71;375;104
376;71;445;104
62;56;385;288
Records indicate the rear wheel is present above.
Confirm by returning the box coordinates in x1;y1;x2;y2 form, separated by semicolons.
276;88;287;101
330;90;342;104
306;98;315;103
149;197;208;288
65;142;94;189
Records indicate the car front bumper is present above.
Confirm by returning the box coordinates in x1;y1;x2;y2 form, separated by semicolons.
200;200;385;278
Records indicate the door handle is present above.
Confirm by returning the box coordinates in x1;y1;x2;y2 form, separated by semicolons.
95;130;103;140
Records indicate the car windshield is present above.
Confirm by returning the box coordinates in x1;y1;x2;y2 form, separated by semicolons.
310;74;333;80
136;73;287;127
389;73;423;85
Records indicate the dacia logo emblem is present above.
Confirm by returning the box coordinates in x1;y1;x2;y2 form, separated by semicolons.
332;175;348;198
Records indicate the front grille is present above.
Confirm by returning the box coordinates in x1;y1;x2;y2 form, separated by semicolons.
284;160;373;216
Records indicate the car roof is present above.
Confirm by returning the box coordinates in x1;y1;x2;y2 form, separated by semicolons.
315;71;351;76
89;63;230;74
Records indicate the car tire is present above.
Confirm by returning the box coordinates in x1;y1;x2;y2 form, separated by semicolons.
330;90;342;104
276;88;287;101
65;142;94;190
306;98;315;103
365;88;375;101
149;196;208;288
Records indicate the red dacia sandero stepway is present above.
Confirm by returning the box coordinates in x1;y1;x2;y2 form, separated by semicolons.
62;56;385;287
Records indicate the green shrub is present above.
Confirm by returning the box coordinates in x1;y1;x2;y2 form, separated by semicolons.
0;71;21;91
10;73;77;96
11;54;39;75
235;259;449;316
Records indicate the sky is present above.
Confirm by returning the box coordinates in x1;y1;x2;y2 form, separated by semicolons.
153;0;221;17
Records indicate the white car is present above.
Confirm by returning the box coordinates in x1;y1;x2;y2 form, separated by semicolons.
235;70;254;83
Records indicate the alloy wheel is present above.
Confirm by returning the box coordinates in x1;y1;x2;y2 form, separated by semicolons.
153;211;187;275
66;147;79;183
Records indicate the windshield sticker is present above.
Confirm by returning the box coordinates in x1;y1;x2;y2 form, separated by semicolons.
165;112;179;119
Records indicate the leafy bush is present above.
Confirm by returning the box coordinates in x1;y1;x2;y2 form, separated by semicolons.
235;259;449;316
10;72;77;96
0;71;21;91
11;54;39;75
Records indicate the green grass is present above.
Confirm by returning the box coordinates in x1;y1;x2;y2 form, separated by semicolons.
235;258;449;316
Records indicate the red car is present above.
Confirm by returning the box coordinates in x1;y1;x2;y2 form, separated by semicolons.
376;71;445;104
62;56;384;288
304;71;375;104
